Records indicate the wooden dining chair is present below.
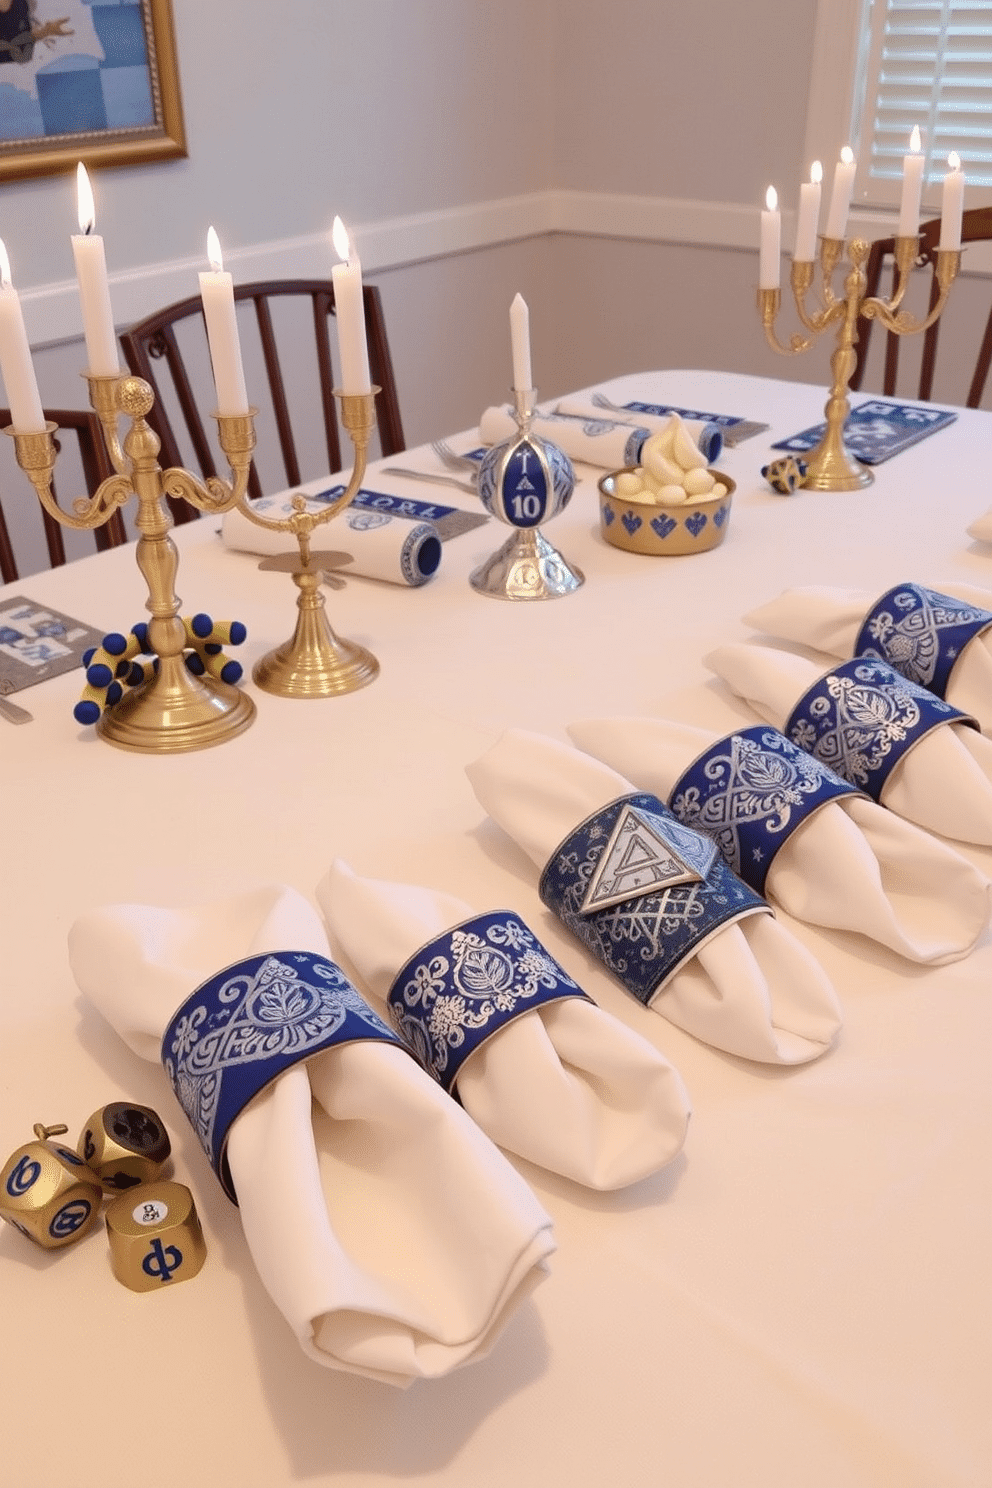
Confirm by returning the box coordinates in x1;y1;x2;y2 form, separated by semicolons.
118;279;406;523
851;205;992;408
0;407;127;584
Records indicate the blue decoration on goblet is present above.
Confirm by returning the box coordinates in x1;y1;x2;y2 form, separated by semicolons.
470;391;584;600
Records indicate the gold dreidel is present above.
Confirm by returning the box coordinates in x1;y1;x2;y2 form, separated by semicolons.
105;1181;206;1292
0;1123;103;1249
758;233;960;491
236;388;380;696
80;1102;171;1193
3;372;258;753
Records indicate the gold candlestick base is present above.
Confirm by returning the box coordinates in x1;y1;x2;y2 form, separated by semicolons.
252;552;379;697
97;657;256;752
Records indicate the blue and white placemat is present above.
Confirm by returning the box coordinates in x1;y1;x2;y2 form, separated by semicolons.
772;400;957;465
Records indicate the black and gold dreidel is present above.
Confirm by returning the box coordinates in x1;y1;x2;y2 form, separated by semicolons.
105;1181;206;1292
0;1123;103;1249
79;1102;171;1192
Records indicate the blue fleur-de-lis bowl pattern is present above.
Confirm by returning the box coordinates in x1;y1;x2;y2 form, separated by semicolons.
162;951;404;1203
784;658;976;800
854;582;992;700
669;725;865;894
597;470;735;556
387;912;590;1091
539;792;769;1007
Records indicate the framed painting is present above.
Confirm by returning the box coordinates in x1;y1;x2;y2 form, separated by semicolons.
0;0;186;182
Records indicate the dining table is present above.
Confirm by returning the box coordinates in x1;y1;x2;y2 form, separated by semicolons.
1;367;990;1488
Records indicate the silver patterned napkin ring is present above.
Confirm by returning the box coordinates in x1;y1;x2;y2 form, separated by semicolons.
387;910;592;1094
162;950;407;1202
784;657;979;802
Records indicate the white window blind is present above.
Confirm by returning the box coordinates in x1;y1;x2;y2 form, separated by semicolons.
852;0;992;207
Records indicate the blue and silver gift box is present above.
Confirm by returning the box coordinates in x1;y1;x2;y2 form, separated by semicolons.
538;793;769;1008
162;950;406;1203
387;912;592;1093
669;725;866;896
784;656;979;800
854;582;992;699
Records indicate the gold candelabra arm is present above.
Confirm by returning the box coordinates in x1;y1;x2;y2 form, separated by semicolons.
861;246;961;337
2;422;133;531
86;372;130;474
758;288;814;355
232;387;378;540
159;408;259;516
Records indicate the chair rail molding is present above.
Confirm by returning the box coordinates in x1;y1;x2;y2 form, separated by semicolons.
19;187;992;348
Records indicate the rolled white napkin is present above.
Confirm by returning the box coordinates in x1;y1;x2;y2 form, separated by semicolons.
316;860;691;1190
554;396;724;462
480;405;649;470
222;498;441;587
67;884;555;1387
967;507;992;545
567;716;991;964
465;729;842;1066
707;641;992;847
743;582;992;729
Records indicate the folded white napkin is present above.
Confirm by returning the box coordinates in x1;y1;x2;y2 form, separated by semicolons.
222;499;441;587
707;642;992;847
967;507;992;545
480;405;649;470
67;884;555;1387
316;860;691;1190
567;716;991;964
743;582;992;727
554;396;723;461
465;730;842;1066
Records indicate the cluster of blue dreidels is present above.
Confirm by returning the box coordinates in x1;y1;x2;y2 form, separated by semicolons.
74;614;248;726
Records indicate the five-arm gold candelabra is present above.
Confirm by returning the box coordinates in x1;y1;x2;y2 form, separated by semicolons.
758;234;961;490
3;373;378;752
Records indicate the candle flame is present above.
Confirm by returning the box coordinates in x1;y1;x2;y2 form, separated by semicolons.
0;237;11;289
910;125;922;153
948;150;961;171
841;145;855;166
332;214;352;264
765;186;778;212
76;161;95;235
810;160;822;185
206;225;223;273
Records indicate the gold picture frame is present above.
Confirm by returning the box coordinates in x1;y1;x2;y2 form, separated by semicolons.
0;0;186;182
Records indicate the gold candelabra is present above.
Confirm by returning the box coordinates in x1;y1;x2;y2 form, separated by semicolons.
4;372;257;753
4;374;380;748
233;387;379;698
758;234;961;490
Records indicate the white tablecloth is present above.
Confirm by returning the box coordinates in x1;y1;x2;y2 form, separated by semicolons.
1;370;989;1488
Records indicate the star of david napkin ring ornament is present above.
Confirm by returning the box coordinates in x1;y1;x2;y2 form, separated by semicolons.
162;950;406;1203
387;911;592;1093
471;388;583;600
538;793;769;1007
784;657;979;799
75;615;248;725
853;582;992;700
669;725;867;895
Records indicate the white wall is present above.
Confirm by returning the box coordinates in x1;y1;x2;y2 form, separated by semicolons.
1;0;987;576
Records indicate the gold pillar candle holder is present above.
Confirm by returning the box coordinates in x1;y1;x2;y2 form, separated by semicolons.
758;234;961;491
233;388;380;697
4;373;257;753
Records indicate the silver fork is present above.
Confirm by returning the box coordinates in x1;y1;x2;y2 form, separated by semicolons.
381;466;477;495
430;439;479;476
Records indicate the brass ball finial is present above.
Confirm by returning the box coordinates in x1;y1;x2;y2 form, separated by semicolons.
116;376;155;420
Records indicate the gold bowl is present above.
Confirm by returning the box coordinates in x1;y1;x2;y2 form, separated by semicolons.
598;468;735;556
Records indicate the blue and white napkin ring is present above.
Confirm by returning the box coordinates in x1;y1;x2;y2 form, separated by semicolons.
162;950;405;1203
854;582;992;698
785;657;978;800
387;912;591;1094
669;725;866;895
538;793;770;1007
